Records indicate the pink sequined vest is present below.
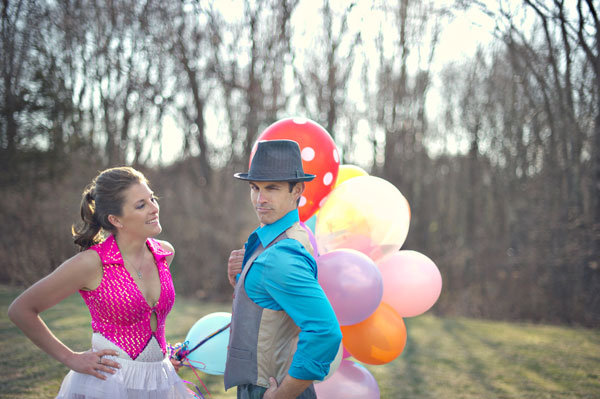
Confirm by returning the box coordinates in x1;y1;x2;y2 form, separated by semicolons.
79;235;176;360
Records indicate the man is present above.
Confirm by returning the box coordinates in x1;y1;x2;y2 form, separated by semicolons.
225;139;342;399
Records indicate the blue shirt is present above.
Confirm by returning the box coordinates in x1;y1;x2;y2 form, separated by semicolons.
237;209;342;381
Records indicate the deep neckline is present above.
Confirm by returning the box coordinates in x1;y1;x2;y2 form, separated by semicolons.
118;239;163;309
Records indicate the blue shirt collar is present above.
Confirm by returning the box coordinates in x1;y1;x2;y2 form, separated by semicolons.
255;209;300;247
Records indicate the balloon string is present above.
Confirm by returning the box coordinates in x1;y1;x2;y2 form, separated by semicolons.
185;322;231;357
181;379;205;399
168;324;231;399
184;358;213;399
299;221;319;258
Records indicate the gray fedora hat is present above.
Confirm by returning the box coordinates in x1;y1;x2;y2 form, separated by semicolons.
234;140;316;182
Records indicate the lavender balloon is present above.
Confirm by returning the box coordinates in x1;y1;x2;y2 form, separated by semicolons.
299;221;319;258
317;249;383;326
315;359;380;399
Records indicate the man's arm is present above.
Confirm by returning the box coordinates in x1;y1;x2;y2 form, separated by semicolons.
259;241;343;381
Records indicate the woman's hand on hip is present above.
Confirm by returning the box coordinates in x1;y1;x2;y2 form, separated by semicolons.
65;349;121;380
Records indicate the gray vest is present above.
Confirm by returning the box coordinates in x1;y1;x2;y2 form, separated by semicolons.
224;223;316;399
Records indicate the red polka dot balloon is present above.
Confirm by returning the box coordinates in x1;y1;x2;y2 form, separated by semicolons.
251;117;340;222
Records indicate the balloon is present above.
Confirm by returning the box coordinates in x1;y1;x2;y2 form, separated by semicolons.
253;117;340;221
333;164;368;189
377;250;442;317
315;360;380;399
316;176;410;261
341;302;406;365
299;221;319;258
317;249;383;325
342;346;351;359
184;312;231;375
304;213;317;233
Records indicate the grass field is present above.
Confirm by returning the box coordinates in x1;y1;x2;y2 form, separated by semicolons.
1;284;599;399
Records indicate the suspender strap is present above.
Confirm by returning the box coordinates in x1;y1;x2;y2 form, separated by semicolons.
238;232;288;282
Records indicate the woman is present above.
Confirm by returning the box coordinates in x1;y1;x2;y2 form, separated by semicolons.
8;166;195;398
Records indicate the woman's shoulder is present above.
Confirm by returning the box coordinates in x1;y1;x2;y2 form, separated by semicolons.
60;249;103;291
148;238;175;267
154;239;175;254
70;249;103;270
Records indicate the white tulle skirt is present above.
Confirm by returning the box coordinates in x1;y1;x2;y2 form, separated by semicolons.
56;334;196;399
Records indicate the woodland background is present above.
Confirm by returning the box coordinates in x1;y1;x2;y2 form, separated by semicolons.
1;0;598;327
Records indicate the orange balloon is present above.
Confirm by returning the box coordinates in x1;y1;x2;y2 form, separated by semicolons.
341;302;406;365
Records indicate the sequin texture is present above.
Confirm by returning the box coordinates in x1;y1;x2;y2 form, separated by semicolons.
80;235;175;360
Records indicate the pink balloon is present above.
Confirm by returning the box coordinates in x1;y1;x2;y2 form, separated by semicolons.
342;346;351;359
315;359;380;399
317;249;383;326
377;250;442;317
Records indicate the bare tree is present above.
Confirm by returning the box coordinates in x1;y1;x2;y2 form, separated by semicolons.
359;0;446;262
292;0;361;160
574;0;600;238
366;0;444;176
433;0;599;325
1;0;44;158
46;0;171;166
208;0;299;167
153;1;215;185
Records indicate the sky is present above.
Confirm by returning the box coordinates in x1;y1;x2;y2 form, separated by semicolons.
155;1;497;166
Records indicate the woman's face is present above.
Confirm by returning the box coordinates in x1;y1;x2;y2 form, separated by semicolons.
112;182;161;238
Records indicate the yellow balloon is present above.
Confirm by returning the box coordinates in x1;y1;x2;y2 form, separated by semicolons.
333;164;369;189
316;176;410;261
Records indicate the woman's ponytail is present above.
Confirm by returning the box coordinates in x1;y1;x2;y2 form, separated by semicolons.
72;185;102;250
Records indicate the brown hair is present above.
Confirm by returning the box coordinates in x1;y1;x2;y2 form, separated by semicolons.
72;167;148;250
288;181;302;206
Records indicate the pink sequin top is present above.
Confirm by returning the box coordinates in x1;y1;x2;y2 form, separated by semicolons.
79;235;175;360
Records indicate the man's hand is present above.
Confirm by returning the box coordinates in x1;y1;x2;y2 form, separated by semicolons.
263;377;279;399
263;375;313;399
228;248;245;287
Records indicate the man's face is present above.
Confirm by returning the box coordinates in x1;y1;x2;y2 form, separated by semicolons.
249;181;303;226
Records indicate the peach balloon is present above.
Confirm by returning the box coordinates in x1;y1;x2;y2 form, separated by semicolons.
377;250;442;317
341;302;406;365
316;176;410;261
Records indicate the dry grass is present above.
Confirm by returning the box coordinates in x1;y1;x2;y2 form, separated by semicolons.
1;285;599;399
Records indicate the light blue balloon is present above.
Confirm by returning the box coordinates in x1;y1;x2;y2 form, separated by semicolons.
305;214;317;232
184;312;231;375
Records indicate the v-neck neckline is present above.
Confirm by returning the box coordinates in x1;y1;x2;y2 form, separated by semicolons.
119;240;162;308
